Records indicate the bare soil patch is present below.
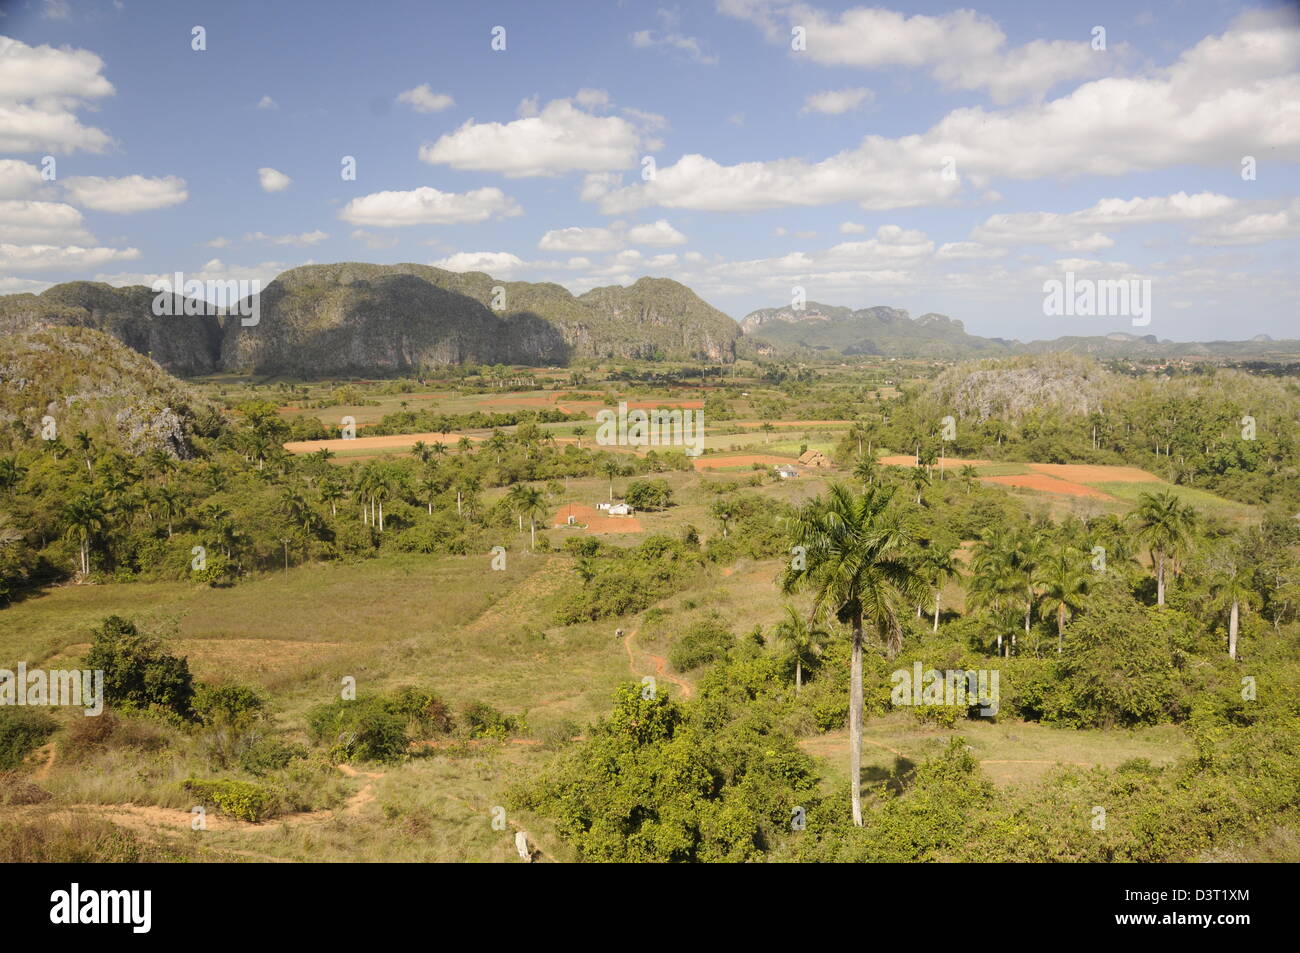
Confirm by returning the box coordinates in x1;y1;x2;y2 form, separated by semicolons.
551;503;643;533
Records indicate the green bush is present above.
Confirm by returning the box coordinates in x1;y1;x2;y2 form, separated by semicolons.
669;614;735;671
238;737;308;777
307;697;408;763
461;702;526;740
82;616;195;720
0;708;57;769
183;777;280;822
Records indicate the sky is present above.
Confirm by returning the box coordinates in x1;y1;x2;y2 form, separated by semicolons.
1;0;1298;343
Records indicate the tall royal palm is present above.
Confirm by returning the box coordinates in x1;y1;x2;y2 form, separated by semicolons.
782;482;924;826
1035;548;1089;654
773;603;829;694
61;491;105;578
1133;490;1198;605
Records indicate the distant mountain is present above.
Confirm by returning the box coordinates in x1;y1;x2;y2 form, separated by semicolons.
740;300;1300;360
739;301;1010;358
0;265;739;378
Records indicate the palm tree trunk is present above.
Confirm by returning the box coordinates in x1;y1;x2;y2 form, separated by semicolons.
530;518;536;549
1228;598;1239;659
1057;606;1065;654
1156;552;1166;605
996;632;1003;657
456;491;463;516
795;658;802;694
849;616;864;827
932;591;940;633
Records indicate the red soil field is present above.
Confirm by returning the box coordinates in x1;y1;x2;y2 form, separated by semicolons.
980;473;1116;499
693;454;793;471
551;503;643;533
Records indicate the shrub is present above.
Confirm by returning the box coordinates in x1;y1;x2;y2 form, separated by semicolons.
238;737;308;777
193;683;267;727
82;616;194;720
669;614;735;671
461;702;526;740
307;697;408;763
183;777;279;822
0;708;57;769
388;687;454;738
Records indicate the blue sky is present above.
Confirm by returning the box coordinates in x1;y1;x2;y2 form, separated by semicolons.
2;0;1298;342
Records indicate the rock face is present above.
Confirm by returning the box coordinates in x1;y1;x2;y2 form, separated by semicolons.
0;282;223;376
0;325;213;457
0;265;741;377
739;300;1002;359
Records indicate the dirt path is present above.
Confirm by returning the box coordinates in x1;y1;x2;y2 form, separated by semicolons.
622;627;693;699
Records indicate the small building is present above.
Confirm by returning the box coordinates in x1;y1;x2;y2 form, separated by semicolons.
608;503;635;516
798;449;832;469
774;465;800;479
595;501;612;511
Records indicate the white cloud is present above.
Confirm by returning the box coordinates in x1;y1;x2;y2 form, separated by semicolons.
538;226;622;253
722;3;1110;103
0;242;139;271
257;95;277;110
0;159;45;199
62;174;188;213
627;219;686;246
0;200;92;244
802;88;873;115
1190;199;1300;246
971;191;1240;249
42;0;71;20
0;276;51;294
339;186;521;226
840;221;867;234
258;167;291;192
430;251;526;275
630;10;717;64
594;16;1300;214
936;242;1007;260
419;98;642;177
243;230;329;247
396;84;455;113
350;229;400;250
575;88;610;109
0;36;115;153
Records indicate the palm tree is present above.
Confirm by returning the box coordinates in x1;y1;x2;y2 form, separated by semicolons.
852;455;879;486
61;491;105;578
572;426;586;448
155;484;182;538
969;531;1021;657
1209;555;1253;660
487;430;508;464
920;545;958;633
958;464;978;493
73;430;94;473
456;436;472;453
772;603;828;693
782;482;925;826
319;478;344;517
431;441;448;458
0;457;27;497
1133;490;1198;606
908;466;930;505
601;458;623;501
411;441;432;464
511;485;546;548
454;473;480;518
1035;548;1089;654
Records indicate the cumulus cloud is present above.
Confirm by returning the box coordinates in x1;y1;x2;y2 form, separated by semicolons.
339;186;521;226
243;230;329;247
0;242;139;271
594;15;1300;214
0;200;92;244
0;159;46;199
722;3;1111;103
802;87;873;115
257;95;277;110
538;226;623;253
258;167;291;192
627;219;686;246
971;191;1240;249
396;84;455;113
419;98;643;177
430;251;527;274
62;174;188;213
0;36;115;153
350;229;400;250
